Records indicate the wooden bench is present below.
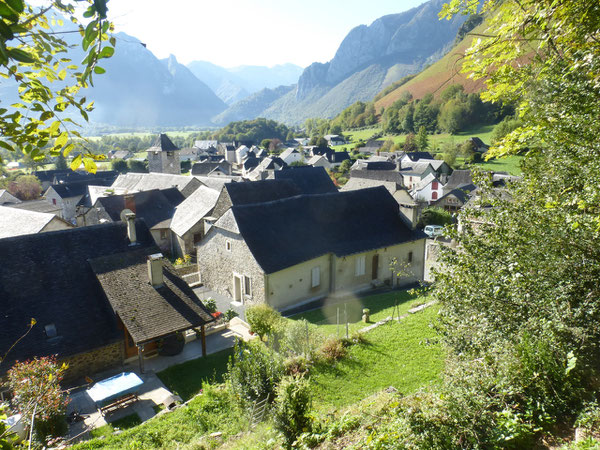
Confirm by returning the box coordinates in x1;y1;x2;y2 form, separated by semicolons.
99;393;138;416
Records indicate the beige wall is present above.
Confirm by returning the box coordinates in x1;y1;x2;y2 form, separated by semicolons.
265;254;331;310
150;228;172;255
41;217;72;232
197;228;266;305
62;341;124;382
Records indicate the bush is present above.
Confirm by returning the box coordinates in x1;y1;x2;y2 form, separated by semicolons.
246;304;283;339
227;339;284;407
284;355;312;376
319;337;347;362
224;308;239;321
203;298;217;314
273;376;313;447
111;158;128;173
417;207;453;228
280;319;323;358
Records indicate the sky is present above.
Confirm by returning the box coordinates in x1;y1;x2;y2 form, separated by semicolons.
104;0;427;68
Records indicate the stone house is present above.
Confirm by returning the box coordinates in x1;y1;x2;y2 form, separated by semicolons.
432;184;477;212
191;161;232;176
197;187;426;311
0;219;213;381
170;185;221;258
44;178;116;222
280;148;304;165
147;133;181;175
411;173;443;203
76;188;184;254
307;154;330;169
0;205;72;238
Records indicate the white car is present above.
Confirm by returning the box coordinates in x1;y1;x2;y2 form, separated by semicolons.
423;225;444;238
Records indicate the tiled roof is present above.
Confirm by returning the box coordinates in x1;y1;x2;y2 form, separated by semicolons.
171;185;220;236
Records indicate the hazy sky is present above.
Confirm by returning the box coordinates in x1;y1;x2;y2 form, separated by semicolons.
105;0;427;68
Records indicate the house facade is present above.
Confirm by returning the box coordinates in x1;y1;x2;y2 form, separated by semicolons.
197;187;426;311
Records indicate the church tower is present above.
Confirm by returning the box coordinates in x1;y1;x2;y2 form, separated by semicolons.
146;133;181;174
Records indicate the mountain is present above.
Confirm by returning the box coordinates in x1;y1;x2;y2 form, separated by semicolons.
214;0;467;125
187;61;303;105
81;34;227;127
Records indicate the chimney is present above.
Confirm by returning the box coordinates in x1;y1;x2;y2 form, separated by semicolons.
125;212;137;245
147;253;164;288
124;194;136;213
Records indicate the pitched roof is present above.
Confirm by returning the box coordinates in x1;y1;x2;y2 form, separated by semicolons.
0;189;20;205
33;169;71;183
89;249;214;345
0;206;65;238
436;184;477;204
227;187;426;274
193;176;234;191
413;173;438;191
171;185;221;236
444;169;474;190
93;188;183;229
148;133;179;152
0;221;154;369
7;199;62;214
341;177;400;195
274;166;337;194
191;162;231;176
280;148;299;159
49;177;115;199
194;140;218;150
307;155;327;165
403;152;434;162
111;173;200;194
225;179;302;205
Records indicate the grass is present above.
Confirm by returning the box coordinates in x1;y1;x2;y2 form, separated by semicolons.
89;413;142;439
473;154;523;175
288;289;429;337
156;347;233;401
310;305;443;410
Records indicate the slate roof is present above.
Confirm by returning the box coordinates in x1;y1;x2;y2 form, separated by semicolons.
403;152;434;162
111;173;200;195
171;185;221;236
193;176;234;191
274;166;337;194
444;169;474;190
280;148;299;160
194;140;218;150
148;133;179;152
93;188;183;229
89;249;214;345
33;169;71;183
228;186;426;274
0;206;66;238
413;173;438;191
0;189;20;205
356;161;397;171
341;177;400;195
307;155;327;165
0;221;154;370
436;184;477;204
225;179;302;205
191;162;231;176
49;177;115;199
53;170;118;185
8;199;62;214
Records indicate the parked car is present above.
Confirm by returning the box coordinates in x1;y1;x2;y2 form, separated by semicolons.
424;225;444;238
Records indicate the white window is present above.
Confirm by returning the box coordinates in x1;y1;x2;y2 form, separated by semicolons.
311;266;320;287
355;255;366;276
244;275;252;297
226;240;232;251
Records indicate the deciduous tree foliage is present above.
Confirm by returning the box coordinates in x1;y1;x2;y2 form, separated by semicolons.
0;0;114;172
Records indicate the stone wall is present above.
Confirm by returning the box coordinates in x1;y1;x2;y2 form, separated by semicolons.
197;228;265;305
62;340;124;382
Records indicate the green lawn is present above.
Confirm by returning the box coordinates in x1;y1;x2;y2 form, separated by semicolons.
156;347;233;401
310;305;443;410
473;155;523;175
289;289;429;337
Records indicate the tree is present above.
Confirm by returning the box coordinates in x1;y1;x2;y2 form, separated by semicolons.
54;152;67;170
245;304;283;340
0;0;114;172
416;126;429;151
403;133;418;152
261;139;272;150
8;174;42;200
127;159;147;173
111;158;128;173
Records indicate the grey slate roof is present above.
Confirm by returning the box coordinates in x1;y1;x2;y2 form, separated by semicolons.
148;133;179;152
436;184;477;204
191;161;231;176
8;199;62;214
171;185;221;236
93;188;183;229
225;179;302;206
228;186;426;274
0;205;64;238
49;177;115;199
0;189;20;205
274;166;337;194
403;152;434;162
89;249;214;345
111;173;200;195
193;176;234;191
444;169;474;190
33;169;71;183
0;221;154;370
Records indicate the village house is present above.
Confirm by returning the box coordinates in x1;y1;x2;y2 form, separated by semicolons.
0;205;72;239
306;154;330;169
44;177;116;222
0;219;214;380
246;156;287;180
7;198;62;216
170;185;221;258
411;173;443;203
324;134;346;146
280;148;304;165
197;187;426;311
76;188;184;254
191;160;232;176
108;150;133;160
111;172;202;198
147;133;181;175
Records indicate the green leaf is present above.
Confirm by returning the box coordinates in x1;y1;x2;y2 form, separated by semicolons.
55;131;68;149
63;143;74;156
99;46;114;58
8;48;35;64
93;0;108;19
83;156;97;173
0;140;13;152
0;19;14;39
70;153;82;171
0;4;18;22
93;65;105;74
5;0;23;13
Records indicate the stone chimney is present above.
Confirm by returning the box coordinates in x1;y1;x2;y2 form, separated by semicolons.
147;253;164;288
124;194;136;213
125;212;137;245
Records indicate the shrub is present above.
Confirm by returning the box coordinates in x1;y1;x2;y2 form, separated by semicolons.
227;339;284;407
284;355;312;376
203;298;217;313
246;304;283;339
417;207;453;228
274;376;313;447
319;337;347;362
280;319;323;358
224;308;239;321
